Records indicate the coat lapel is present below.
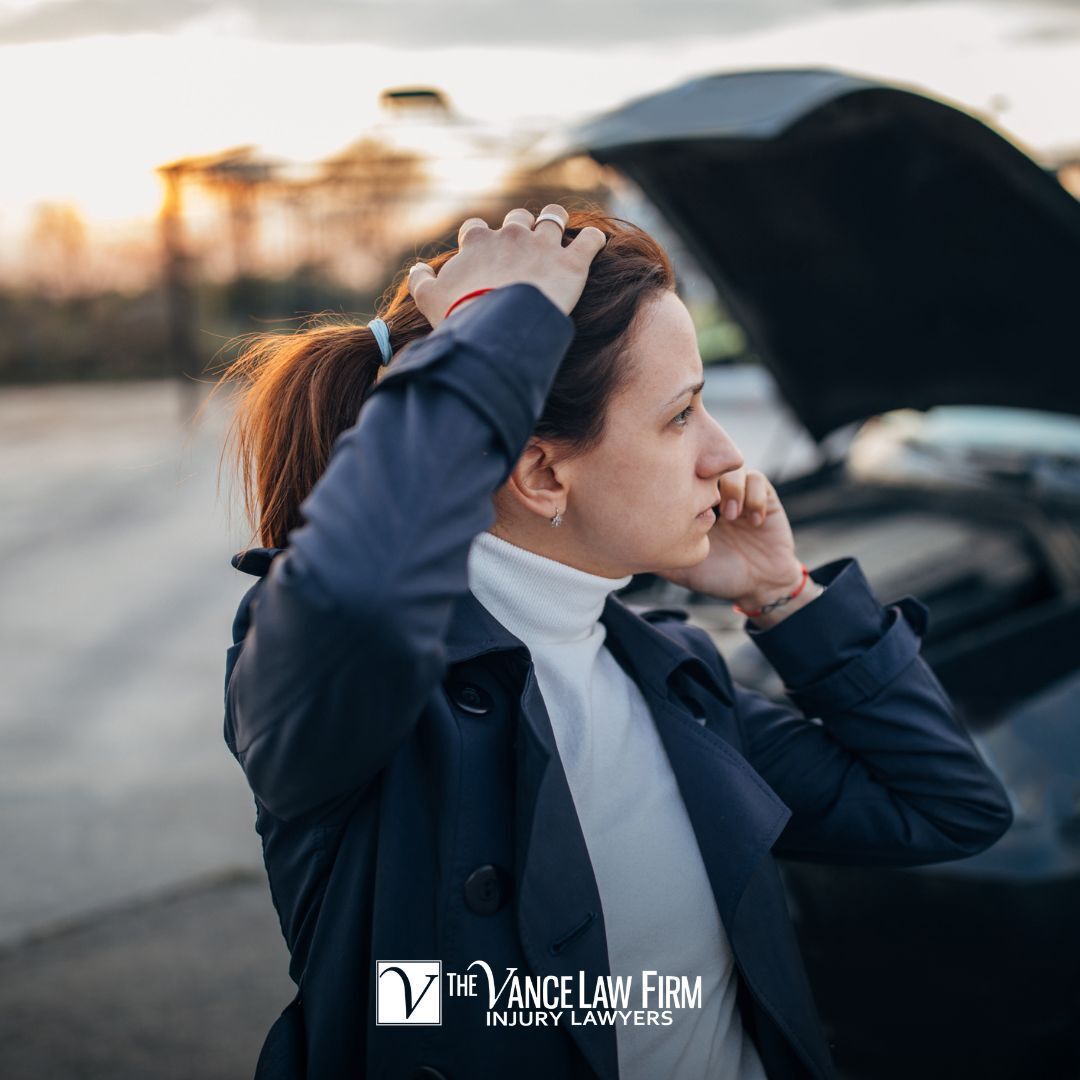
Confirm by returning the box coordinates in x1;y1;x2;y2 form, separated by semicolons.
599;597;794;930
514;666;621;1080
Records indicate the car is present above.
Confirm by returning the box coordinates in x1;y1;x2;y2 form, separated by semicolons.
542;69;1080;1079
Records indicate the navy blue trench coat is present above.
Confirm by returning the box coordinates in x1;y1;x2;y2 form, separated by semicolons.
223;285;1014;1080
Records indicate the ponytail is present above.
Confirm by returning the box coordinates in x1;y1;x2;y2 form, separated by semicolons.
208;248;454;551
221;320;386;549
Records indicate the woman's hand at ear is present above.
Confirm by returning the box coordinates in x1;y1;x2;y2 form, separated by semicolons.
658;467;822;627
407;205;607;328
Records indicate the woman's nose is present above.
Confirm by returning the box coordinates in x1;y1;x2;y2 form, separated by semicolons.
701;415;744;476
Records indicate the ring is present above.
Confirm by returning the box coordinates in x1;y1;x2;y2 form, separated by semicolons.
534;212;566;230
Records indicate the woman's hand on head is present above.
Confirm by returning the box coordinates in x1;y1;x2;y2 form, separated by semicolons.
407;205;607;328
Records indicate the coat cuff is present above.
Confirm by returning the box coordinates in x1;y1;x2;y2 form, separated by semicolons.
369;283;575;462
747;558;931;714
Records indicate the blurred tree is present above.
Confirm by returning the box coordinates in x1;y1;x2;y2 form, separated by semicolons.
23;203;89;300
309;137;429;285
184;147;279;278
157;158;200;402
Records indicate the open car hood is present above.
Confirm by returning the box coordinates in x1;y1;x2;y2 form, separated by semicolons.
547;70;1080;441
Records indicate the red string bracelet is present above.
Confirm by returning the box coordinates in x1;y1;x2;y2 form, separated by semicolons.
444;288;495;320
733;563;811;619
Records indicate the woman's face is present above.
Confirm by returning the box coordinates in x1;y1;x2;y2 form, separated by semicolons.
498;290;745;579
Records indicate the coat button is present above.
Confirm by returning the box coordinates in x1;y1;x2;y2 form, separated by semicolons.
464;864;511;915
448;681;493;716
412;1068;448;1080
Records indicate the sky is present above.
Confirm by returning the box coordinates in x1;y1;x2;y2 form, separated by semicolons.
2;0;1079;236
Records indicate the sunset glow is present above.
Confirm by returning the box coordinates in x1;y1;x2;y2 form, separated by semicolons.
1;0;1078;248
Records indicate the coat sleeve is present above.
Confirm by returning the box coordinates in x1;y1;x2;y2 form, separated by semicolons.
225;284;575;824
734;558;1014;865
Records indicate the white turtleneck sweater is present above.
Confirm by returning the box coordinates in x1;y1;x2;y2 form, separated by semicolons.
467;529;767;1080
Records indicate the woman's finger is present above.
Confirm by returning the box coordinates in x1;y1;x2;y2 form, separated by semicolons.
503;207;536;230
533;203;569;239
406;261;435;300
719;467;746;521
744;470;769;526
458;217;490;246
567;224;607;261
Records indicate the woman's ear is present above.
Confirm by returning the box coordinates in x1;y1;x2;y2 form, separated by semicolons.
504;439;571;517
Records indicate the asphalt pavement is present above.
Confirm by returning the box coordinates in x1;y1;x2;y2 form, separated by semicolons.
0;870;293;1080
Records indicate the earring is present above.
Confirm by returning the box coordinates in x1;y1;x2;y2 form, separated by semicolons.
550;507;563;528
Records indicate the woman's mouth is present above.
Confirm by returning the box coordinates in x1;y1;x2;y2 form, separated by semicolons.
696;505;718;523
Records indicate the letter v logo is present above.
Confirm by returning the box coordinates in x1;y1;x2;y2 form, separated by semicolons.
376;961;442;1025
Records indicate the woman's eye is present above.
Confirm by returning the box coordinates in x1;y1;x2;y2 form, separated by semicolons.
673;404;695;427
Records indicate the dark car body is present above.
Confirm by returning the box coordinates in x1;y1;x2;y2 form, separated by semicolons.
546;70;1080;1078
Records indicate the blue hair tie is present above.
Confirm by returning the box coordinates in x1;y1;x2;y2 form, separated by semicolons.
368;317;393;366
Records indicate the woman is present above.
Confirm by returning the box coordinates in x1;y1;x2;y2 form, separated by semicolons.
218;205;1012;1080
